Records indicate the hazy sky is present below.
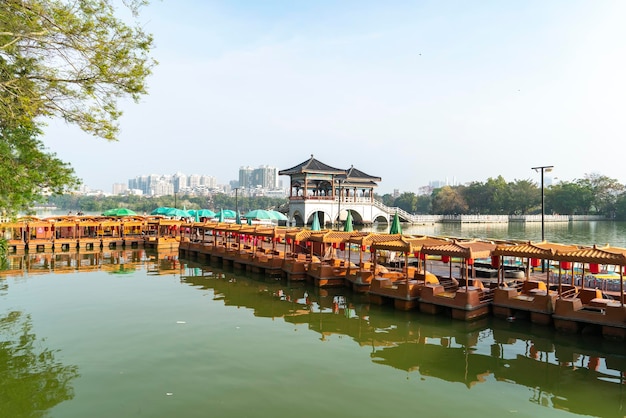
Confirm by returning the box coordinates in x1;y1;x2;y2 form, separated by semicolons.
42;0;626;194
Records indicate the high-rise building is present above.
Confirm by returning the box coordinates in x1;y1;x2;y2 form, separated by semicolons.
252;165;278;189
238;166;253;189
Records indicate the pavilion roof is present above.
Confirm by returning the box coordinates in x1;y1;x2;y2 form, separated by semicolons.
278;154;345;176
493;241;580;259
421;240;496;259
553;245;626;265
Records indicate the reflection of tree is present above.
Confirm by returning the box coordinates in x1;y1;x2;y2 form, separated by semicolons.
0;311;79;418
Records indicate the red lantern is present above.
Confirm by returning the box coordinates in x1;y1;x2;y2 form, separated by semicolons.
420;253;426;260
491;256;500;268
560;261;572;270
441;255;450;263
589;263;600;274
531;258;541;267
467;258;474;265
295;240;300;246
332;242;337;249
339;243;345;251
306;241;311;247
361;245;366;252
287;238;292;245
369;246;375;253
414;251;419;258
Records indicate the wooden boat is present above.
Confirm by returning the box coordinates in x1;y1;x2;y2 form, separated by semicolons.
368;236;449;310
121;217;146;248
143;217;182;250
282;229;315;281
305;231;363;287
48;216;79;251
491;241;579;325
418;240;496;320
344;233;404;292
1;219;27;253
24;217;54;252
551;245;626;340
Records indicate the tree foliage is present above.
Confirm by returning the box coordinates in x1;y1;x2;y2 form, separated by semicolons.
0;0;155;140
0;123;80;217
385;174;626;219
0;0;155;217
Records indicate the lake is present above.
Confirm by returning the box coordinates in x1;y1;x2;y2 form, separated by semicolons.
2;242;626;418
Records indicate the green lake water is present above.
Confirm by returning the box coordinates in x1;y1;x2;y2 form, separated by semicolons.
2;222;626;418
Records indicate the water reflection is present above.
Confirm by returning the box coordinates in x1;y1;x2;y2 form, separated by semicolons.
3;249;626;416
0;248;181;279
0;311;79;418
181;259;626;417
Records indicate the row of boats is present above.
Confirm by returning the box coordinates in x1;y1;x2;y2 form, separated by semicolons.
3;215;626;339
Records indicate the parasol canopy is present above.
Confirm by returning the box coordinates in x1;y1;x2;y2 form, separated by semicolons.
188;209;216;218
215;209;237;220
343;210;354;232
165;208;191;218
102;208;137;217
150;207;172;215
311;212;321;231
389;212;402;235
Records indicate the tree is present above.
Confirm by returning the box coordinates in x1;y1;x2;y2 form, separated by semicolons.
1;0;155;140
508;179;538;215
394;192;417;213
0;124;80;216
582;173;624;217
0;0;155;217
431;186;468;215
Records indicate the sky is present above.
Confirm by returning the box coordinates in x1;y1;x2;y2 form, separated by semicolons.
42;0;626;195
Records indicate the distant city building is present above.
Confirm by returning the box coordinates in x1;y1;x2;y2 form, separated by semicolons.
112;183;128;195
253;165;278;189
173;172;187;193
238;166;253;189
121;166;284;197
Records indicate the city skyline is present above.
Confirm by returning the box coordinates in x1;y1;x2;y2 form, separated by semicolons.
41;1;626;194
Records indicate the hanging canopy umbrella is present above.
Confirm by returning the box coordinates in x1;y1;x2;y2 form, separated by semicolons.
268;210;288;221
243;209;274;220
150;207;172;215
389;212;402;235
343;210;354;232
215;209;237;219
236;212;242;225
311;212;321;231
165;208;191;218
188;209;216;218
102;208;137;217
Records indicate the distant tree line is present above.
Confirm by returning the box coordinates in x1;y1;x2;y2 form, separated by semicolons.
45;194;288;215
378;173;626;220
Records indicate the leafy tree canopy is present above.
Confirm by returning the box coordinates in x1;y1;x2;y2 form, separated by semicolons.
0;0;155;140
0;0;155;217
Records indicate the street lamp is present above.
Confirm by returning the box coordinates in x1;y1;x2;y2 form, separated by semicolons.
336;179;344;230
234;188;240;215
532;165;554;272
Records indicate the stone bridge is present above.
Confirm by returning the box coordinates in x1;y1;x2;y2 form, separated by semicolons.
286;197;430;227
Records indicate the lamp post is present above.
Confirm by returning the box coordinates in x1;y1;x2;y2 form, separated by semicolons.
234;188;240;216
336;179;343;230
532;165;553;272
